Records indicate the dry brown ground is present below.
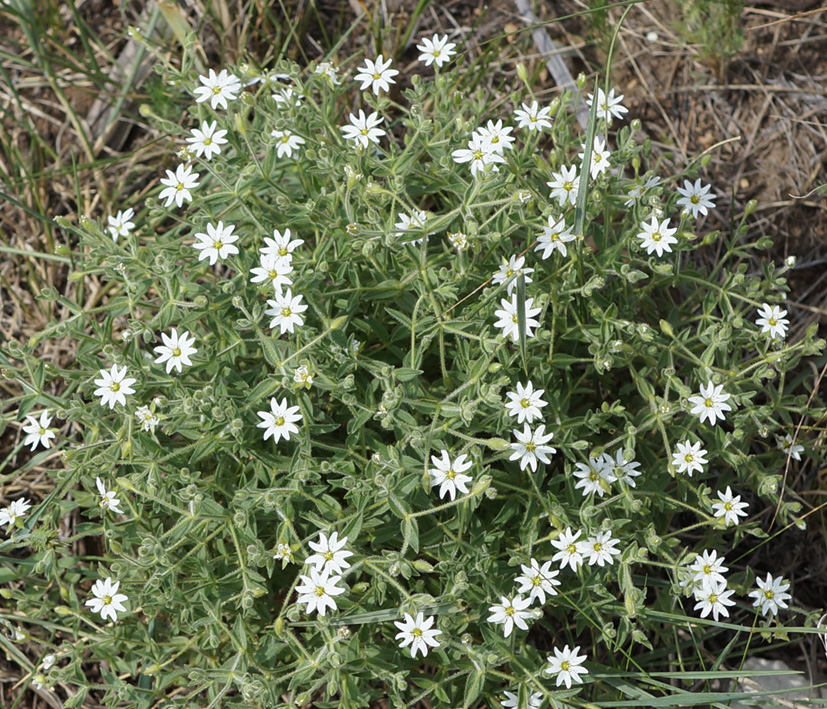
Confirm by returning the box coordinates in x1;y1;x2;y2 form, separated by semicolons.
1;0;826;706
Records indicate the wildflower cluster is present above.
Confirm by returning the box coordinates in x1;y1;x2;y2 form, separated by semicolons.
2;36;823;709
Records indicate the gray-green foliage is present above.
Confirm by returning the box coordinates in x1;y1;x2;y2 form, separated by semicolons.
1;46;824;708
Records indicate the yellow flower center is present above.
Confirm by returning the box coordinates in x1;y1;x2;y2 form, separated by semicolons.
525;442;536;452
567;543;576;554
551;232;559;241
281;135;290;144
520;399;531;408
563;181;573;192
176;183;184;191
324;551;334;561
172;347;181;357
505;605;515;617
532;575;542;586
769;318;777;326
690;195;699;204
709;593;718;603
593;542;603;552
103;595;113;605
214;240;223;250
684;454;694;463
110;382;120;392
561;660;571;672
281;307;292;317
372;72;381;80
39;427;46;435
724;501;733;511
764;590;774;599
275;416;285;426
473;150;484;160
212;86;222;95
652;232;662;242
704;398;713;407
204;137;212;145
279;247;288;256
315;586;325;597
446;469;456;480
703;564;712;574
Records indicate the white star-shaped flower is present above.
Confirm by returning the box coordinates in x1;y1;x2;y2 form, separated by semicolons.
158;164;200;209
193;221;239;265
394;612;443;657
340;109;386;149
693;579;735;621
186;120;228;160
503;380;547;425
492;255;534;295
93;364;136;409
85;577;129;622
776;433;803;461
295;566;345;616
748;572;791;617
353;54;399;95
513;100;552;132
305;531;354;575
581;530;621;567
676;178;716;219
688;382;733;425
547;165;580;207
0;498;32;530
514;558;561;604
250;253;293;291
256;397;302;444
493;295;542;342
476;119;515;155
586;87;628;123
551;527;585;571
686;549;728;590
755;303;789;340
265;288;308;334
451;132;505;176
487;594;532;637
428;450;473;501
509;423;556;472
712;486;749;527
501;689;544;709
22;411;56;451
193;68;241;110
578;136;612;178
96;477;124;514
636;215;678;257
135;405;160;432
416;33;456;68
271;129;306;159
572;457;613;497
153;329;198;373
544;644;589;689
535;215;576;259
107;208;135;240
261;228;304;261
672;440;708;476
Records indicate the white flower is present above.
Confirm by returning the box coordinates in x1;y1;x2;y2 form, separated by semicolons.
306;531;354;575
314;61;341;85
96;477;123;514
602;449;642;488
551;527;585;571
41;654;56;671
535;215;576;259
428;450;473;501
503;380;547;425
693;579;736;621
84;577;128;622
295;566;345;616
712;486;749;527
487;594;532;637
158;164;200;209
272;86;303;106
294;365;314;388
513;100;552;132
547;165;579;207
265;289;308;334
153;329;197;374
93;364;136;409
135;405;160;432
756;303;789;340
394;210;429;245
193;221;239;265
262;228;304;261
578;136;612;178
250;253;293;291
581;530;621;567
688;382;733;425
624;175;661;207
416;33;456;68
0;498;32;529
271;129;306;159
186;120;228;160
493;295;542;342
22;411;56;451
353;54;398;95
193;68;241;109
502;689;543;709
493;255;534;295
256;397;302;444
676;179;716;219
545;644;589;689
273;542;294;563
394;612;443;657
448;231;470;251
572;457;612;497
748;572;792;617
341;109;386;148
687;549;728;589
509;423;556;472
586;87;628;123
672;440;708;476
776;433;803;461
476;119;515;154
451;132;505;175
515;558;561;604
107;208;135;240
636;216;678;257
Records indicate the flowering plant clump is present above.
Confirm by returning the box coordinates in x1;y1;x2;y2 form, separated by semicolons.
1;37;825;708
